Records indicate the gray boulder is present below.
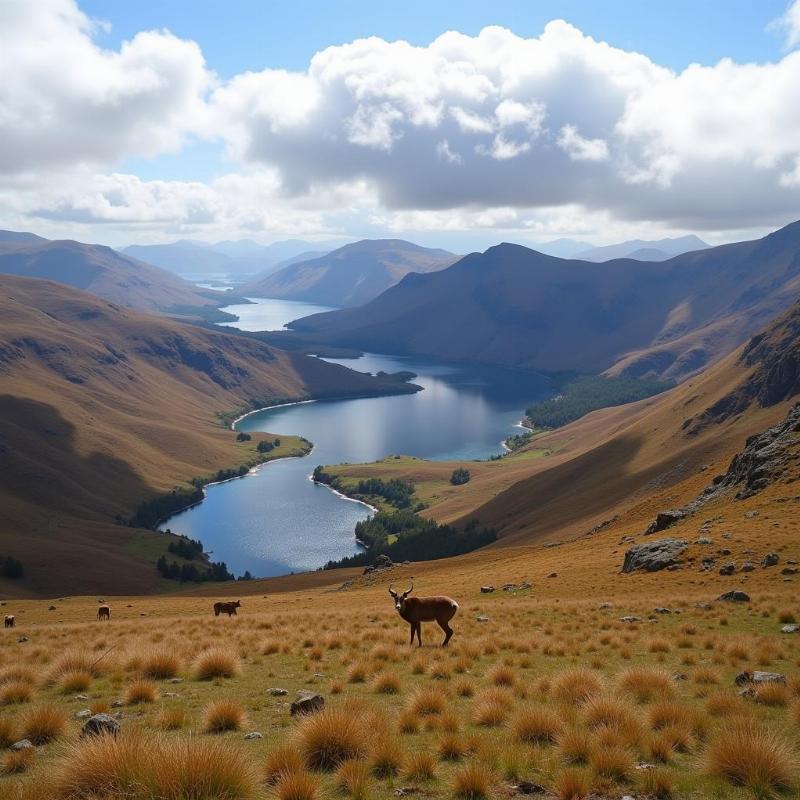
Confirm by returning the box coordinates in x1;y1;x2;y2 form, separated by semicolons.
762;552;780;567
290;691;325;717
781;624;800;634
622;539;688;573
11;739;33;751
480;586;495;593
81;714;120;738
644;510;685;535
719;562;736;576
734;670;785;686
718;590;750;602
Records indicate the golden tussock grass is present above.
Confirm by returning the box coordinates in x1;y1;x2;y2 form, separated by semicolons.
552;766;591;800
192;648;242;680
512;705;564;744
754;681;792;707
335;758;370;799
19;702;67;745
203;698;247;733
438;731;468;761
705;718;796;795
57;669;92;694
404;751;437;781
123;678;159;705
275;769;320;800
370;731;404;776
1;746;34;775
452;761;493;800
140;647;182;679
617;667;674;703
0;715;18;748
551;668;603;706
407;687;446;717
0;680;34;705
557;726;593;764
372;671;401;694
589;743;634;781
265;744;305;784
294;706;369;771
638;766;674;799
156;706;189;730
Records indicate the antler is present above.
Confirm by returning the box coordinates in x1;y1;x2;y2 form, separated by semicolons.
403;584;414;597
388;585;398;598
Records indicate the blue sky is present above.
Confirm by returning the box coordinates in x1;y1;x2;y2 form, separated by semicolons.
2;0;800;250
83;1;791;76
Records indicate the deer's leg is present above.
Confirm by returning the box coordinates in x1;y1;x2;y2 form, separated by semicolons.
416;622;423;647
438;618;454;647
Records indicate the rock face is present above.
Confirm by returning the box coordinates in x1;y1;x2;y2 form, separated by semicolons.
81;714;120;738
290;691;325;717
622;539;688;573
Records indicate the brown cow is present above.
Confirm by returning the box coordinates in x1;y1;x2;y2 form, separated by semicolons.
214;600;241;617
4;615;14;628
97;605;110;621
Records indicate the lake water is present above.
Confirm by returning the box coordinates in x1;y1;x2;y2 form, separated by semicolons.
159;298;553;577
218;296;337;332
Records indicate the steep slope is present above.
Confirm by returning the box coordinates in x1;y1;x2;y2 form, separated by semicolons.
246;239;459;307
291;221;800;380
576;234;709;261
0;237;226;314
0;275;417;595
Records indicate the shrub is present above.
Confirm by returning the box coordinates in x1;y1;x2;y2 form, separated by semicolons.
204;699;247;733
452;762;492;800
705;719;795;795
295;706;369;771
450;468;471;486
20;702;67;744
192;648;241;680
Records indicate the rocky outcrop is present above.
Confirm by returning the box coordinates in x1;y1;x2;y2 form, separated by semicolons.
81;714;120;738
290;691;325;717
622;539;688;573
642;403;800;534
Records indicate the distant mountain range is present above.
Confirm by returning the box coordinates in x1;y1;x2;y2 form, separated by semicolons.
244;239;460;307
123;238;348;280
0;232;227;315
287;220;800;381
575;235;709;262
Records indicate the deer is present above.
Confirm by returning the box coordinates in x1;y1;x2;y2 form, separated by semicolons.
214;600;241;617
4;614;14;628
389;584;458;647
97;605;110;621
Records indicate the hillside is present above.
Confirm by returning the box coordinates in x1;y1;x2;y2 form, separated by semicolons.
245;239;459;307
289;220;800;380
0;235;230;316
0;275;418;596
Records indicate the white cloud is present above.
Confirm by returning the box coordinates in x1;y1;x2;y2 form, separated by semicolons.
2;4;800;243
557;125;609;162
771;1;800;49
0;0;213;175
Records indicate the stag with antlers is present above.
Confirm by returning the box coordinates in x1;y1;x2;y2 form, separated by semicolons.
389;584;458;647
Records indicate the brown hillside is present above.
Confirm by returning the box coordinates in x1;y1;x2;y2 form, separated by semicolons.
0;275;418;596
0;236;226;314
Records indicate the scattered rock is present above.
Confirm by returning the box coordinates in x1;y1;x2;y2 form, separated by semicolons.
653;607;672;614
621;538;688;573
695;537;713;545
781;624;800;634
644;510;685;535
518;582;532;590
48;605;56;611
75;709;92;719
394;789;420;797
619;616;640;623
74;694;89;701
81;714;120;738
480;586;495;594
598;602;613;610
762;552;780;567
781;567;798;575
546;572;558;578
722;532;732;539
290;691;325;717
268;688;289;696
719;562;736;576
745;510;759;518
476;615;490;623
11;740;33;751
244;732;263;740
740;562;755;572
672;672;687;682
512;781;546;795
169;678;183;684
110;699;124;708
718;590;750;602
17;636;28;643
734;670;786;686
719;548;732;556
636;762;656;771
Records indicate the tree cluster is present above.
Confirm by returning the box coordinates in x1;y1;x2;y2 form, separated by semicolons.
450;467;471;485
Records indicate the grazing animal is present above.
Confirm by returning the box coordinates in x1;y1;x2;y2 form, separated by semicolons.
4;614;14;628
389;584;458;647
214;600;241;617
97;605;110;621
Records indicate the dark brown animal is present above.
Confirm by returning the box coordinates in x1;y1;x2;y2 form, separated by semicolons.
389;585;458;647
214;600;241;617
97;605;110;621
4;614;14;628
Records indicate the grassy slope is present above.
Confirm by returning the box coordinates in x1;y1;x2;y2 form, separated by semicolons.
0;276;418;596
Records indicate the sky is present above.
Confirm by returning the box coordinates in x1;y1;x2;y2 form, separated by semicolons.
2;0;800;252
